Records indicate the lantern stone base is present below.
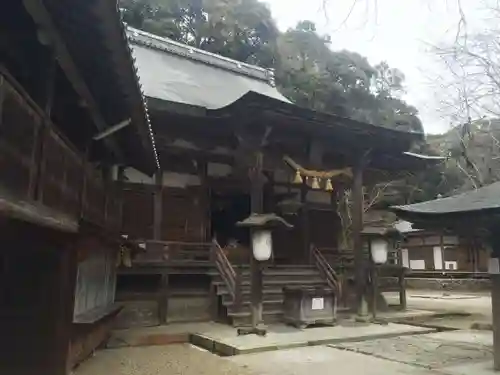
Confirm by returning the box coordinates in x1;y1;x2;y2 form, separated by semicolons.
237;324;267;336
283;287;336;329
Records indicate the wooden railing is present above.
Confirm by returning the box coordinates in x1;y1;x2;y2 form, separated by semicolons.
315;246;407;310
132;240;212;264
0;69;122;232
310;245;342;299
211;239;243;311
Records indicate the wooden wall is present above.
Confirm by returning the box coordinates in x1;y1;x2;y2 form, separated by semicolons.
0;221;76;375
161;187;207;242
120;166;340;263
402;232;487;271
122;185;154;239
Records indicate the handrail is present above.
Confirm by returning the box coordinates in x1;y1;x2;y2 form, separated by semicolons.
310;244;342;298
131;240;212;263
211;238;236;300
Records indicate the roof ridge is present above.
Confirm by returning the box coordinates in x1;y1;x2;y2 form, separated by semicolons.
126;26;276;86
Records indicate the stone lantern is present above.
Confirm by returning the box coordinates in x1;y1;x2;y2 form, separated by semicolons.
236;213;293;335
361;226;402;320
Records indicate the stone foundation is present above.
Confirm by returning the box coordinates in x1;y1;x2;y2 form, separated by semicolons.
114;295;211;329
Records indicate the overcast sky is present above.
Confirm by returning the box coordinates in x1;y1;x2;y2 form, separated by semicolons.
263;0;489;134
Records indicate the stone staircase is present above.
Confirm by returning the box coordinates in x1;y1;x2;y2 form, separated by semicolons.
210;265;330;326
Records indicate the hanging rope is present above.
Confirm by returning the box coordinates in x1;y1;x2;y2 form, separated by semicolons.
283;155;353;179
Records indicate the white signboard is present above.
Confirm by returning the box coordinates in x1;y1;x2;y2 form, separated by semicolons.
489;258;500;274
311;297;324;310
409;259;426;270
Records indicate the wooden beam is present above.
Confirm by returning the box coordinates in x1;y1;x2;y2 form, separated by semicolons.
22;0;122;160
0;189;78;233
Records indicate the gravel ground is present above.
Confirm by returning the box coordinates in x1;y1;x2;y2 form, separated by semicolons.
73;344;258;375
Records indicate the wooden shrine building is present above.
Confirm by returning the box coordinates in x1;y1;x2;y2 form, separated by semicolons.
116;27;439;327
0;2;158;375
391;181;500;369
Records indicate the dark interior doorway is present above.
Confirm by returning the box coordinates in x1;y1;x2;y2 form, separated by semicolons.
210;192;250;247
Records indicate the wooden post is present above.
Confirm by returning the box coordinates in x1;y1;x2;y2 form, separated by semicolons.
249;151;264;331
153;170;168;324
352;160;368;319
487;232;500;370
56;243;78;375
235;265;243;313
439;231;445;271
158;273;169;325
197;160;209;241
399;268;407;310
300;183;309;264
372;262;378;320
0;75;5;125
117;166;126;232
153;170;163;240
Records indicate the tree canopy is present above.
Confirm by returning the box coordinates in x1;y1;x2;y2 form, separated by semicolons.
120;0;423;133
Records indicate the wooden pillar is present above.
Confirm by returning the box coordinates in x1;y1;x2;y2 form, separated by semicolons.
117;166;126;232
249;151;264;330
439;231;445;270
300;184;309;264
158;273;169;325
153;170;168;324
58;246;78;375
487;232;500;370
153;170;163;240
352;161;368;319
197;160;210;241
492;274;500;370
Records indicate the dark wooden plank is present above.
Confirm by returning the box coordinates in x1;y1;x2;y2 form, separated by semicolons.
0;187;78;233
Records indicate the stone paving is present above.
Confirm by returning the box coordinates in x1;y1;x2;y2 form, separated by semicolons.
330;330;493;371
229;345;436;375
191;322;435;355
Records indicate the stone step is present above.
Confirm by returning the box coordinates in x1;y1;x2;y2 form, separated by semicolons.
226;300;284;314
213;278;326;293
220;290;284;304
208;265;317;276
229;309;283;326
